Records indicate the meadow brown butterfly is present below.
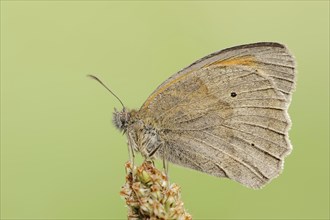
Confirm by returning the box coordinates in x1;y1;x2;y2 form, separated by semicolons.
90;42;296;189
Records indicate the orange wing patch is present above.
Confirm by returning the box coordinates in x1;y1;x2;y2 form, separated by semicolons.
204;55;257;68
141;55;257;110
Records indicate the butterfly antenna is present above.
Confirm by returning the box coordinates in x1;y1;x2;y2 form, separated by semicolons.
87;74;125;109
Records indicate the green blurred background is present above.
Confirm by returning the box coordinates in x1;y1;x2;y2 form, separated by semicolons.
1;1;329;219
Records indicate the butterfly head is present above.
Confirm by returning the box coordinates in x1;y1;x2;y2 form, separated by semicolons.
113;108;130;132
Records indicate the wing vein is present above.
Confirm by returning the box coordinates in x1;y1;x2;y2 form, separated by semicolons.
190;134;268;181
203;130;280;168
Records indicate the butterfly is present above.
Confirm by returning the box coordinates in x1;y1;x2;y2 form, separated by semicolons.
90;42;296;189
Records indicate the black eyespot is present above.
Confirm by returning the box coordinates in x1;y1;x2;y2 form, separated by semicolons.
231;92;237;97
251;143;255;146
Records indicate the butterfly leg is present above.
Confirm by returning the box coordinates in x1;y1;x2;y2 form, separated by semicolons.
163;145;170;185
148;143;170;184
129;144;135;170
148;142;162;158
147;142;163;169
126;138;136;181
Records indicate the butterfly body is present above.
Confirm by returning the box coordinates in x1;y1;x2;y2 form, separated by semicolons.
113;109;165;159
111;42;296;189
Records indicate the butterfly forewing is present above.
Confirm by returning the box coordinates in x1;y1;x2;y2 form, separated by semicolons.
138;42;296;189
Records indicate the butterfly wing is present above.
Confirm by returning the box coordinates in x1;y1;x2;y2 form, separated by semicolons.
139;42;296;189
